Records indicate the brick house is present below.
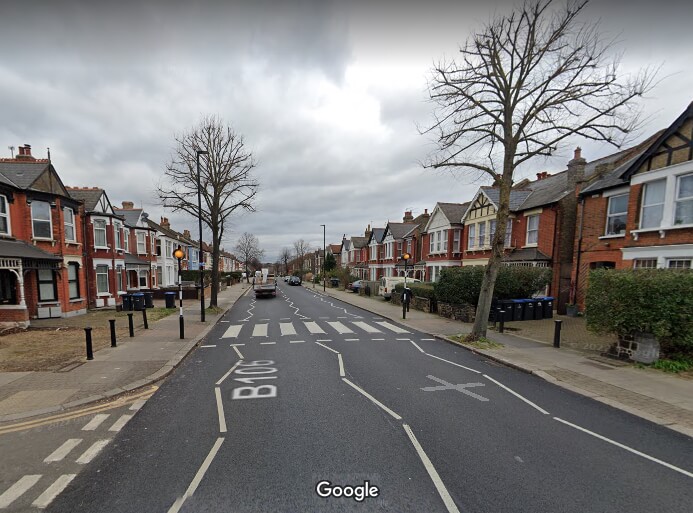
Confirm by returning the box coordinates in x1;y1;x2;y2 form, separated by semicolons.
422;203;467;282
66;187;126;308
340;230;369;279
112;201;158;291
394;210;430;280
380;214;419;278
328;244;342;269
366;228;385;281
573;102;693;309
0;145;88;326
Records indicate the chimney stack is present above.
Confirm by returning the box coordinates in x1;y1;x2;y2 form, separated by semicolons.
535;171;550;181
121;201;134;209
567;147;587;187
16;144;34;160
403;211;413;222
183;229;191;239
161;217;170;229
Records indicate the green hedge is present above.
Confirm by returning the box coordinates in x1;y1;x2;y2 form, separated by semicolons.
586;269;693;354
394;282;435;300
433;266;552;305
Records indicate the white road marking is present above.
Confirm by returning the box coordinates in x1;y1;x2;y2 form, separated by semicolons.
216;360;243;385
167;437;225;513
32;474;76;509
252;324;268;337
304;321;326;334
338;354;345;377
76;440;110;464
425;353;481;374
260;342;276;345
327;321;353;334
108;414;133;432
554;417;693;479
215;387;227;433
483;374;549;415
0;475;42;508
396;338;410;341
220;320;230;323
352;321;381;334
289;340;305;344
342;378;401;420
345;338;360;342
221;325;242;339
232;346;244;358
44;439;82;463
372;338;385;341
421;375;489;402
403;424;461;513
421;338;435;341
315;341;339;354
82;414;110;431
280;318;291;321
229;343;245;346
316;339;332;342
279;323;297;336
130;399;147;411
409;340;425;353
200;345;217;348
376;321;410;334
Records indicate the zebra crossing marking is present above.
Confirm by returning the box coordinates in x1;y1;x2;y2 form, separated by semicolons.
252;324;268;337
376;321;410;334
279;323;297;336
304;321;326;334
221;325;242;339
352;321;381;334
327;321;353;334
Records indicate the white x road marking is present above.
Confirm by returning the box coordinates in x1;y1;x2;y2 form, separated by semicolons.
421;375;489;402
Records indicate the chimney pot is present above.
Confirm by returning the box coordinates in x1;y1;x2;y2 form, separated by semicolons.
121;201;134;209
574;147;582;160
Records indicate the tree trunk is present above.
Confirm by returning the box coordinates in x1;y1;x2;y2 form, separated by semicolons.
210;228;220;306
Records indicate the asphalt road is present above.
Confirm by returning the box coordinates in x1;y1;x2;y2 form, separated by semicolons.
38;282;693;512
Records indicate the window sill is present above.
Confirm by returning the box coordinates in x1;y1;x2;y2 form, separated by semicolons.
522;244;539;249
94;246;110;251
37;301;59;306
32;238;56;245
96;293;112;297
65;241;80;246
599;234;626;240
69;298;85;303
0;304;27;310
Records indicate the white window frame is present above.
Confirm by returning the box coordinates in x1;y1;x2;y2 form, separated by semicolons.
489;219;496;246
667;258;691;269
605;193;629;236
139;270;148;287
467;224;476;249
429;234;434;254
674;173;693;226
93;219;108;248
31;200;53;239
526;215;539;246
442;230;448;252
478;222;486;248
165;240;173;258
505;220;512;247
68;262;80;299
96;265;109;294
0;195;9;236
114;221;122;250
123;228;129;253
453;229;461;253
639;179;666;230
136;231;147;254
63;207;76;242
633;258;657;269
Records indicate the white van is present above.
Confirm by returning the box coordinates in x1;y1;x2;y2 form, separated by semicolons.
378;277;420;299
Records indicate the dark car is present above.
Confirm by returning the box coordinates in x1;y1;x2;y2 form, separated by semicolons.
348;280;362;293
288;276;302;286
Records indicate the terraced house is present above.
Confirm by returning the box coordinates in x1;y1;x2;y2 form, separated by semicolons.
0;145;88;326
112;201;158;291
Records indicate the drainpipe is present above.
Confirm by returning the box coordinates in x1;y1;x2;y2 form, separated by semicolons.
571;196;586;305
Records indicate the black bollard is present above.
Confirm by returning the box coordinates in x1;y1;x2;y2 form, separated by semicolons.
553;319;562;348
179;314;184;339
142;308;149;329
109;319;117;347
498;310;505;333
128;313;134;337
85;327;94;360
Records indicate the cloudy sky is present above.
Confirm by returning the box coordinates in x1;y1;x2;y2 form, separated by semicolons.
1;0;692;261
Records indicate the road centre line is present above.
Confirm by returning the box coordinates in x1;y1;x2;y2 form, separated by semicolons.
215;388;227;433
200;345;217;348
260;342;276;345
167;437;225;513
372;338;385;341
32;474;77;509
482;374;549;415
409;340;425;353
425;353;481;374
228;343;245;346
553;417;693;479
216;360;243;385
338;354;345;377
397;338;410;341
402;424;461;513
315;341;339;354
345;338;360;342
421;338;435;341
289;340;305;343
0;475;42;509
316;339;332;342
342;378;401;420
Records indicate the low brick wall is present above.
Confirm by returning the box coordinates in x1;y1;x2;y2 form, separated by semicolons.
390;292;433;314
438;301;476;322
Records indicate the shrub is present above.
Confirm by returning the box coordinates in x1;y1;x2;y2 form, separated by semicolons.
586;269;693;354
433;266;551;305
394;282;435;300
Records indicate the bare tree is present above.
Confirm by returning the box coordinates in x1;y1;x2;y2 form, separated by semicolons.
424;0;655;339
158;115;259;305
234;232;265;282
293;239;311;275
279;247;293;276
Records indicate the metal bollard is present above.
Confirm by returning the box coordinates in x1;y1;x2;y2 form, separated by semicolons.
109;319;117;347
85;327;94;360
142;308;149;329
492;307;499;329
128;313;134;337
402;298;407;320
498;310;505;333
179;315;184;340
553;319;562;348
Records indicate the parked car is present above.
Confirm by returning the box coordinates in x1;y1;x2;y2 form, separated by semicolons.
348;280;363;293
288;276;302;286
284;275;290;282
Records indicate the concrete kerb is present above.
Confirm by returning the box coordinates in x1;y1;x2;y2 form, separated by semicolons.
0;289;245;424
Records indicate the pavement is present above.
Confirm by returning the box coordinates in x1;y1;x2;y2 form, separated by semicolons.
1;280;691;439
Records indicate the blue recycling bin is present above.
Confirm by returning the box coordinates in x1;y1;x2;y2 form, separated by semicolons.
541;297;554;318
121;294;133;311
132;293;146;311
164;292;176;308
520;299;535;320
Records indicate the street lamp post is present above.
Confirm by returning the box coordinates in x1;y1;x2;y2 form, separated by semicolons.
402;252;411;319
196;150;208;322
173;245;185;339
320;224;326;292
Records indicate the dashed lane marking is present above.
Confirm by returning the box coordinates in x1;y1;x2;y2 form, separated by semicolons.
44;439;82;463
108;414;133;432
76;440;110;464
0;475;42;509
82;414;110;431
289;340;305;344
32;474;76;509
